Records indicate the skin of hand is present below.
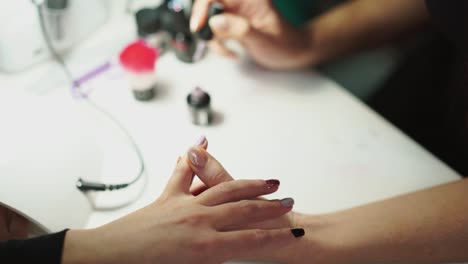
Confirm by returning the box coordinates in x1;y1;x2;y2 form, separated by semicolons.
190;0;318;70
190;0;429;70
188;139;468;264
187;142;299;230
186;143;325;264
62;149;304;264
0;205;29;241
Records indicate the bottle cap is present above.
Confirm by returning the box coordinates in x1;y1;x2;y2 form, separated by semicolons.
135;8;162;37
187;87;211;108
46;0;69;10
133;89;155;101
119;40;159;73
164;2;191;36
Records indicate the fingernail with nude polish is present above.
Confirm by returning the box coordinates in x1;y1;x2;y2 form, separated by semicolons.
195;135;206;146
209;15;229;31
280;198;294;208
266;179;280;189
190;14;201;32
188;147;207;168
291;228;305;238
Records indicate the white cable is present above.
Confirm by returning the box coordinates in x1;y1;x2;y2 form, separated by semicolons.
34;1;146;195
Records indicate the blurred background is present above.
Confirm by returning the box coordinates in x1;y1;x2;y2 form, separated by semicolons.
0;0;401;101
273;0;400;101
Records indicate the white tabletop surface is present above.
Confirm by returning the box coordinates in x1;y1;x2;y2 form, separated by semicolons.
0;4;462;263
88;52;462;264
81;49;462;220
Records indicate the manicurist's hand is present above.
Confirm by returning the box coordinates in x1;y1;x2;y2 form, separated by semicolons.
62;148;304;264
191;0;317;70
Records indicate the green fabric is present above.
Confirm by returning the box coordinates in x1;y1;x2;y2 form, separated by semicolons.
273;0;343;26
272;0;400;100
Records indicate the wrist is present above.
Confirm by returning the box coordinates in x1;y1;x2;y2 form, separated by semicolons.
302;20;338;67
293;212;357;264
62;228;107;264
302;23;325;67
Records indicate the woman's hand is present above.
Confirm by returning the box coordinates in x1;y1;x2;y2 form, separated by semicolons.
187;142;300;230
186;139;340;264
190;0;317;70
189;138;468;264
0;205;29;241
62;149;304;264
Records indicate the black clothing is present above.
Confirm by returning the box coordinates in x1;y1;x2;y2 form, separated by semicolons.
0;230;68;264
369;1;468;175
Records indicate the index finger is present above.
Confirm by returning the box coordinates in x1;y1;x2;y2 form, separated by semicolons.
191;0;239;32
164;136;209;195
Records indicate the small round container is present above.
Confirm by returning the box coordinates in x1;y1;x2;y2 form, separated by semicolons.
119;41;159;101
187;87;213;126
125;71;157;101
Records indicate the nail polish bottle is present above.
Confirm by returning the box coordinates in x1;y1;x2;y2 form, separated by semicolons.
187;87;213;126
172;32;196;63
166;0;196;63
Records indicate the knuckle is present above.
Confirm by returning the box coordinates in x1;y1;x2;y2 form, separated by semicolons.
253;179;266;188
173;163;188;176
191;212;209;224
191;236;218;255
211;169;231;184
218;182;238;196
175;210;209;226
250;229;272;245
238;200;260;214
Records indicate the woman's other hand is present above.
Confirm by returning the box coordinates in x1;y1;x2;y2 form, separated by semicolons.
187;143;302;230
62;149;303;264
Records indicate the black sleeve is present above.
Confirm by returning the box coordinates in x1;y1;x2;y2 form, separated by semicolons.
0;229;69;264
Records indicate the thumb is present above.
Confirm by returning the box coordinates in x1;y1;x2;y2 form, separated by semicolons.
186;147;234;187
209;13;251;40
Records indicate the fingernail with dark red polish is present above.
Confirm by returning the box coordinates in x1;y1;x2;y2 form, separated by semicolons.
266;179;280;189
291;228;305;238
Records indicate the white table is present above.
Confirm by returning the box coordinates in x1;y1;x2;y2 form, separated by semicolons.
73;50;460;264
76;50;462;230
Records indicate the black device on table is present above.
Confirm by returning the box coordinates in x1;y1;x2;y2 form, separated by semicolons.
134;0;223;63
